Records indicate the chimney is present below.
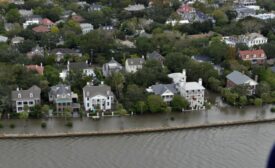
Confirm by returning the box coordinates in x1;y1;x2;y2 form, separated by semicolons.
182;69;186;76
16;87;19;91
40;62;43;67
142;55;144;59
255;75;258;82
198;78;202;85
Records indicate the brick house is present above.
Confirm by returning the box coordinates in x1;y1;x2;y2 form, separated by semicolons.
238;49;266;64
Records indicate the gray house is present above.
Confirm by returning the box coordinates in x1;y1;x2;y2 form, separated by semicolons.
146;51;165;65
11;85;41;113
102;58;123;77
49;84;80;113
146;84;178;102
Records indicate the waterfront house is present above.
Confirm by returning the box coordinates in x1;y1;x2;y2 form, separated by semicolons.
146;84;178;103
11;85;41;113
238;49;266;64
102;57;123;77
168;69;205;110
226;71;258;95
83;82;114;112
49;84;80;113
125;57;145;73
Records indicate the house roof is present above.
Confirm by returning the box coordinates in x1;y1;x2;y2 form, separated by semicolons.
177;4;194;14
32;25;50;33
41;18;54;26
50;84;71;96
239;49;266;59
50;48;81;55
124;4;145;11
149;84;178;95
11;36;24;43
146;51;164;61
68;61;92;71
26;64;44;75
126;57;145;66
71;15;85;23
11;85;41;101
226;71;256;85
83;84;114;98
185;82;205;91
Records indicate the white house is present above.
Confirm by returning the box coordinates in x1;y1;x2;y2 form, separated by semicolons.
102;57;123;77
239;33;268;47
23;15;42;29
80;23;94;34
83;82;114;111
168;69;205;110
125;57;145;73
59;61;95;81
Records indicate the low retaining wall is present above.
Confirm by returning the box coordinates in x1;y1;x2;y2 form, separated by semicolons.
1;118;275;139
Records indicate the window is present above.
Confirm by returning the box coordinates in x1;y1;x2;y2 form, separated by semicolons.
87;97;89;101
29;101;34;105
17;101;22;105
87;103;89;107
24;101;28;105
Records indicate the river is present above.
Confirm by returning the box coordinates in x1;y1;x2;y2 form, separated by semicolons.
0;122;274;168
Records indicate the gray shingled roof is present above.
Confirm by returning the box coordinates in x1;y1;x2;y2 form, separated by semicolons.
69;61;92;71
150;84;178;95
12;85;41;101
226;71;252;85
83;84;114;97
50;84;71;96
126;58;145;66
146;51;165;61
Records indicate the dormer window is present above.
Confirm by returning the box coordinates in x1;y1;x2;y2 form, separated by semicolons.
30;93;33;98
18;93;21;98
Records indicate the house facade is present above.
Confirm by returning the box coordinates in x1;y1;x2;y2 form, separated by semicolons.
168;69;205;110
125;57;145;73
239;33;268;47
102;57;123;77
238;49;266;64
80;23;94;34
83;82;114;111
23;15;42;29
226;71;258;95
50;48;82;62
49;84;80;113
11;85;41;113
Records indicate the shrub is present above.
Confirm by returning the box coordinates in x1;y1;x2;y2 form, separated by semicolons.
9;123;15;129
41;122;47;128
65;121;73;128
0;123;3;128
271;107;275;113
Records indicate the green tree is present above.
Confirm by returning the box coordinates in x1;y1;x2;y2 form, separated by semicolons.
213;10;228;26
147;95;166;113
135;101;147;114
108;72;125;99
44;65;60;85
170;95;189;112
239;96;247;107
6;8;20;23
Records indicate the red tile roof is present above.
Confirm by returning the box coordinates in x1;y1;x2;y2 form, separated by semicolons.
177;4;194;14
26;65;44;75
41;18;54;26
32;25;50;33
239;49;266;60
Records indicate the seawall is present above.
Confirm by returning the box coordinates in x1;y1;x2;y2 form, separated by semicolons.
0;118;275;139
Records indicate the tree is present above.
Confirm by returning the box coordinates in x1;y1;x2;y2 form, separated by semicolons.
239;96;247;107
41;104;50;117
108;72;125;99
147;95;166;113
63;108;72;120
115;103;128;115
124;84;146;110
6;8;20;23
254;98;263;107
135;101;147;114
170;95;189;112
208;37;228;64
213;10;228;26
44;65;60;85
208;77;222;92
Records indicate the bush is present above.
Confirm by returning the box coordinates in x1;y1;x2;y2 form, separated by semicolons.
0;123;3;128
41;122;47;128
271;107;275;113
9;123;15;129
65;121;73;128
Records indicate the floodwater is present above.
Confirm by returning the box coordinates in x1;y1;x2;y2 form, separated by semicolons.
0;122;274;168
